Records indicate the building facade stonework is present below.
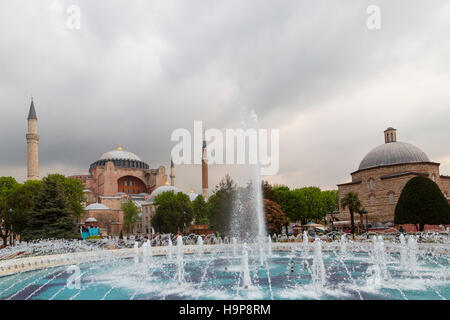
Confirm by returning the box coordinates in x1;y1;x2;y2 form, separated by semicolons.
337;128;450;225
70;147;171;236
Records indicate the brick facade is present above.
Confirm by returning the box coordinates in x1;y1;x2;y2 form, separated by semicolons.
70;149;169;235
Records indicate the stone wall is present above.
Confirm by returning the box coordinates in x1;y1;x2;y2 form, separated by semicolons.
440;176;450;198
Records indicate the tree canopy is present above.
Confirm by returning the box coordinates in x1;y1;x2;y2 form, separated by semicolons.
208;175;237;235
121;200;140;234
264;199;287;235
395;176;450;231
192;195;209;225
272;185;339;228
23;175;80;240
0;177;20;245
151;191;193;234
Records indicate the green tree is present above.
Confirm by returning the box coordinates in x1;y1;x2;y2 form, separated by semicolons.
395;176;450;231
341;192;362;235
48;174;85;218
208;175;237;234
23;175;79;240
152;191;193;234
192;195;209;225
6;180;42;241
262;180;277;202
298;186;323;224
273;186;305;234
320;190;339;223
0;177;20;246
121;200;140;234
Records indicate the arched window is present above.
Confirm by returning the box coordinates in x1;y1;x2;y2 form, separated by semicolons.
370;195;375;206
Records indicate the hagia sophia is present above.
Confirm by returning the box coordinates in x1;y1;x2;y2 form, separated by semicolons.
336;127;450;225
26;98;209;236
25;99;450;235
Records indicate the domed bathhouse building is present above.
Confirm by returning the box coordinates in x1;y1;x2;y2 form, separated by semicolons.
336;128;450;226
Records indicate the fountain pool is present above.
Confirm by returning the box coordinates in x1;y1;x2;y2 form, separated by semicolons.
1;240;449;300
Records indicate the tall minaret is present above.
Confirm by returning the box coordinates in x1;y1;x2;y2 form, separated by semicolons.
26;97;39;180
170;157;175;186
201;131;209;200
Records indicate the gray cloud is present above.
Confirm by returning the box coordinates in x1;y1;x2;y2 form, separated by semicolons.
1;0;450;193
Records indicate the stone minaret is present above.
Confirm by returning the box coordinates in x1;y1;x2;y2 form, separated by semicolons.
170;157;175;186
384;127;397;144
26;97;39;180
201;132;209;201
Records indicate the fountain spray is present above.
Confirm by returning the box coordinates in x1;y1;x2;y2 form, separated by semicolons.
176;235;184;284
133;241;139;266
167;237;173;260
312;238;326;289
197;236;204;255
242;243;252;289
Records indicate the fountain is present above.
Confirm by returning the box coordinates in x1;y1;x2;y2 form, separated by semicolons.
340;234;347;256
407;235;418;274
399;233;407;267
142;240;152;264
196;236;204;255
0;110;449;300
241;243;252;289
167;237;173;260
176;235;184;284
311;238;326;289
302;231;309;253
133;242;139;266
368;235;389;288
0;231;449;299
232;237;238;257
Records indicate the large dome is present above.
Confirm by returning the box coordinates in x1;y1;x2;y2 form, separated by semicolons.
90;147;149;171
99;149;141;161
358;141;430;171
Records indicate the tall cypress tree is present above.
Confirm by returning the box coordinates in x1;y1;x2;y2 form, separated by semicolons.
24;176;79;240
395;176;450;231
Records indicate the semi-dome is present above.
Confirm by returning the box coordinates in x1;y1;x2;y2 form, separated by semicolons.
99;149;141;161
149;184;182;202
358;141;430;171
85;203;110;210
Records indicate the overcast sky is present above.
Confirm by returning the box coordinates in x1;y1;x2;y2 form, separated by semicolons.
1;0;450;193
